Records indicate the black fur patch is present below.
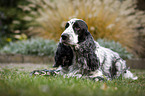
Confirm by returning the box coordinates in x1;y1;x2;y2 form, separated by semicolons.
54;43;73;67
65;22;69;29
73;20;89;43
109;58;121;78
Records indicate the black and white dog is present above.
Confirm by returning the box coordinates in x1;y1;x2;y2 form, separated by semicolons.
53;18;137;81
31;18;137;81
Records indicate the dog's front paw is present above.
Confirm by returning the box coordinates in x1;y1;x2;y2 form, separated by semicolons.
30;69;60;76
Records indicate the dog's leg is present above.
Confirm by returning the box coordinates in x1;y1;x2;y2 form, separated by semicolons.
115;59;127;79
115;59;138;80
88;69;108;81
123;70;138;80
30;69;60;76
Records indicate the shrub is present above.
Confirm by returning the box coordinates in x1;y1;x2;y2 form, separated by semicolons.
21;0;145;54
97;39;133;59
0;38;57;56
0;38;132;59
0;0;34;48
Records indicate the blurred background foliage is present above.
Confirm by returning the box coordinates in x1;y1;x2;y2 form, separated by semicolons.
0;38;57;56
0;38;132;59
0;0;28;48
0;0;145;58
0;0;34;48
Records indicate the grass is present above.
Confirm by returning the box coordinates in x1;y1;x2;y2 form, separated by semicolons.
0;64;145;96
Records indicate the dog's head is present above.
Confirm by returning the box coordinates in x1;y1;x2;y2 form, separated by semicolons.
60;18;89;46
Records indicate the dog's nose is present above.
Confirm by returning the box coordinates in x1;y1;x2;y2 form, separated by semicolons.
61;33;69;40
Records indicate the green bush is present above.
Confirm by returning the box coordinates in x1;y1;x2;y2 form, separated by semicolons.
0;38;57;56
97;39;133;59
0;38;132;59
0;0;33;48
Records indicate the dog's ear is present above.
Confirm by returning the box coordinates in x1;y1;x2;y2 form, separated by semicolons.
53;43;73;67
73;20;88;32
73;20;90;43
53;43;63;67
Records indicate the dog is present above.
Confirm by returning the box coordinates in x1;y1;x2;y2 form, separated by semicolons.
31;18;137;81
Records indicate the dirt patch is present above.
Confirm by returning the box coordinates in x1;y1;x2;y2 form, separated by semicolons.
0;63;55;72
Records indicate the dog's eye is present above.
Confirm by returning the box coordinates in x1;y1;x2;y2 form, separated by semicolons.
73;23;80;31
65;23;69;29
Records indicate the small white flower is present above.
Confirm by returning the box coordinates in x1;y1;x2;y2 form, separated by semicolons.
107;24;114;29
28;4;36;8
90;26;95;31
13;20;20;24
89;14;92;18
23;16;32;21
114;87;118;90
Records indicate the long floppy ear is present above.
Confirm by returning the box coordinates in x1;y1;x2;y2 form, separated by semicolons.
77;36;100;71
73;20;90;43
76;20;88;30
74;20;99;71
53;43;73;67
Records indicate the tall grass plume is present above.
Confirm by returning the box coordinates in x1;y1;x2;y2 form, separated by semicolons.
22;0;145;55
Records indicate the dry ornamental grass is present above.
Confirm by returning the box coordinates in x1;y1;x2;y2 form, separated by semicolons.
21;0;145;54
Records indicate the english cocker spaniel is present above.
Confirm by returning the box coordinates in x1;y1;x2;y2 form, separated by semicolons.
32;18;138;81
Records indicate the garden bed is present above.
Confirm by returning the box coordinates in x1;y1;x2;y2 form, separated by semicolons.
0;54;145;69
0;54;54;64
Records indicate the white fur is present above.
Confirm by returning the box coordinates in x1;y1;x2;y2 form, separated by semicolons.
94;42;137;80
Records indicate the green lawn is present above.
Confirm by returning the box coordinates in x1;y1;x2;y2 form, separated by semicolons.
0;64;145;96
